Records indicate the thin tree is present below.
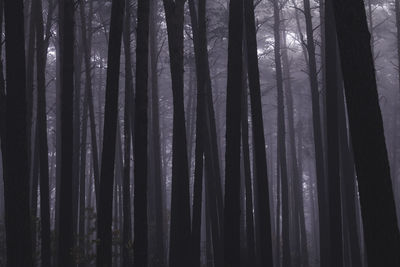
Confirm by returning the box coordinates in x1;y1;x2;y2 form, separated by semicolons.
96;0;124;265
332;0;400;265
3;0;33;265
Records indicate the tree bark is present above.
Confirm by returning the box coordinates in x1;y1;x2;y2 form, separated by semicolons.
3;0;33;265
332;0;400;264
96;0;124;265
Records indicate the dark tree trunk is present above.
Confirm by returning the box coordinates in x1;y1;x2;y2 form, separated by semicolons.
243;0;273;265
303;0;330;264
133;0;150;265
3;0;33;266
224;0;243;265
240;60;255;266
149;0;166;264
35;0;51;265
96;0;124;265
122;0;133;265
325;0;343;266
332;0;400;265
163;0;192;266
272;2;291;266
57;0;75;266
79;0;100;204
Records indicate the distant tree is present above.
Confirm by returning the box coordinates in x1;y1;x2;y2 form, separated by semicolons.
96;0;124;265
332;0;400;265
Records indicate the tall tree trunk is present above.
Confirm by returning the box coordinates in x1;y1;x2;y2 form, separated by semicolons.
79;0;100;204
163;0;192;266
332;0;400;265
224;0;243;265
272;2;291;266
35;0;51;265
58;0;75;265
325;0;343;266
133;0;150;265
122;0;133;265
243;0;274;265
302;0;330;264
149;0;166;265
3;0;33;265
281;26;309;267
96;0;124;265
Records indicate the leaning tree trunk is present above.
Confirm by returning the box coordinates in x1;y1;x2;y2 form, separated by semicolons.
332;0;400;265
96;0;124;265
3;0;33;265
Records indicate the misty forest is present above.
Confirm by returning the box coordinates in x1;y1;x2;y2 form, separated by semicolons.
1;0;400;266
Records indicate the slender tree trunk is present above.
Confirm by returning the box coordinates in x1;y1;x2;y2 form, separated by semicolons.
224;0;243;265
3;0;33;265
325;0;343;266
96;0;124;265
303;0;330;264
149;0;166;264
332;0;400;265
122;0;133;265
243;0;274;265
35;0;51;264
133;0;150;265
58;0;75;265
163;0;192;266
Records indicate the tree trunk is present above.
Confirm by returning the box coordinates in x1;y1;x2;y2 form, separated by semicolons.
122;0;133;265
57;0;75;265
332;0;400;265
3;0;33;265
96;0;124;265
303;0;330;264
162;0;192;266
133;0;150;265
224;0;243;265
243;0;274;265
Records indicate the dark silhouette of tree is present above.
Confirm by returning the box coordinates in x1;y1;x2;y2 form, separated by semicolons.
224;0;243;266
57;0;74;266
243;0;273;265
96;0;124;265
325;0;343;265
133;0;150;265
163;0;192;266
332;0;400;265
2;0;33;265
122;0;133;265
